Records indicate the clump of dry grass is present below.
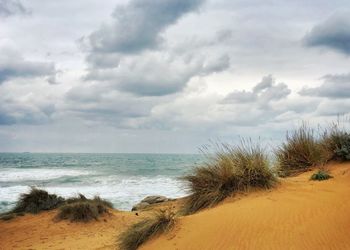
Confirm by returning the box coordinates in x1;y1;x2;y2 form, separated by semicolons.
56;195;112;222
275;124;328;177
321;124;350;162
118;210;176;250
182;141;276;214
11;187;65;214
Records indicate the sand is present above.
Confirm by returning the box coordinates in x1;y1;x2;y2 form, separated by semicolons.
1;163;350;250
143;163;350;250
0;210;141;250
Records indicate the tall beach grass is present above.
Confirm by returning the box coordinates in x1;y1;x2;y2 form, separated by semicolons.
182;141;277;214
275;124;328;177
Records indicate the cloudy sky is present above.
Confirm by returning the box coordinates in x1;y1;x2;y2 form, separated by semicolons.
0;0;349;153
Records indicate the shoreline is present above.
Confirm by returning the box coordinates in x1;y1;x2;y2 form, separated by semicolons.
1;162;350;249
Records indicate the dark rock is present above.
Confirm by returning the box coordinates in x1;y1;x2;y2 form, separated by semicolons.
131;202;149;211
131;195;170;211
141;195;168;204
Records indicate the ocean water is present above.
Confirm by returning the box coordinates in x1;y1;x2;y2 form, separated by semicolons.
0;153;203;213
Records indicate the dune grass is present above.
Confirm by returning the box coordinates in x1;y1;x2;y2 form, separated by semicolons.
0;189;113;223
56;194;113;222
275;125;329;177
118;210;176;250
310;170;333;181
182;141;277;215
321;124;350;162
11;187;65;214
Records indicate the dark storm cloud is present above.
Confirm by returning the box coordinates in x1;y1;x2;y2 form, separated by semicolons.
304;12;350;55
88;0;205;54
0;0;27;17
299;73;350;98
0;50;56;84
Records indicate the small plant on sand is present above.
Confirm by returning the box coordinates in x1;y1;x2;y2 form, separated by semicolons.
182;141;276;214
275;124;328;177
322;124;350;161
118;210;176;250
11;187;65;214
0;213;15;221
56;195;112;222
310;170;333;181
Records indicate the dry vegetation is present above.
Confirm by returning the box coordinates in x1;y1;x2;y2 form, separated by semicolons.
0;189;112;222
276;122;350;177
11;187;65;214
182;141;277;214
0;188;65;220
56;194;113;222
322;124;350;161
275;125;328;177
118;210;176;250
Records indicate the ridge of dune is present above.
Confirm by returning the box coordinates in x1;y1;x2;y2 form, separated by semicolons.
142;163;350;250
1;163;350;250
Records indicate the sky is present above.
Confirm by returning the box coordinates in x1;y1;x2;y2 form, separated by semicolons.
0;0;350;153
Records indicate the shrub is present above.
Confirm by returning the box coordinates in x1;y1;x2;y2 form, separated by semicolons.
322;125;350;161
56;195;112;222
275;125;328;177
118;210;175;250
11;187;65;214
0;213;15;221
182;141;276;214
310;170;333;181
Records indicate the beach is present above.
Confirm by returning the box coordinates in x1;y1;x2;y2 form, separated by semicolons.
1;162;350;250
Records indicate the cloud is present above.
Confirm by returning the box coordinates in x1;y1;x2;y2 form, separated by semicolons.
87;0;205;54
0;0;27;17
304;12;350;55
85;53;230;96
223;75;291;105
63;83;159;127
0;49;56;84
142;76;312;131
299;73;350;98
0;94;55;125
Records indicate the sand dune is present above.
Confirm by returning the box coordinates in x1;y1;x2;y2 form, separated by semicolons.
1;163;350;250
143;163;350;250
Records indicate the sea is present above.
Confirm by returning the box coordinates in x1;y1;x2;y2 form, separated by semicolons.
0;153;203;213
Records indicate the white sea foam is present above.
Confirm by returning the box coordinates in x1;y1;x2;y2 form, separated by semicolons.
0;168;92;182
0;175;188;212
46;175;188;210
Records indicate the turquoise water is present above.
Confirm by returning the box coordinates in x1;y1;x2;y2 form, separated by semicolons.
0;153;203;212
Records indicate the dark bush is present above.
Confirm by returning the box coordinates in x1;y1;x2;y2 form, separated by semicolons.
0;213;15;221
11;187;65;214
310;170;333;181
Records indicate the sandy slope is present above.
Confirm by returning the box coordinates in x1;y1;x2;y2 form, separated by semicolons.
0;210;142;250
142;163;350;250
1;163;350;250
